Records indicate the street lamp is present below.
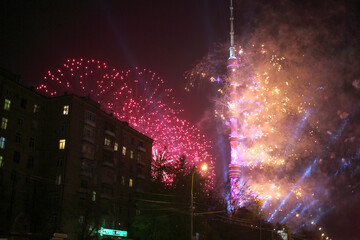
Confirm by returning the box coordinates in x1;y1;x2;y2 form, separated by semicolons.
190;163;207;240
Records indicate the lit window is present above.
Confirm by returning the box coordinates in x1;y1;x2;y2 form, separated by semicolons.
122;146;126;156
59;139;66;149
4;99;10;110
114;142;118;151
104;137;111;146
0;137;5;149
56;174;62;185
92;191;96;201
33;104;40;113
63;105;69;115
0;155;3;167
130;150;134;159
1;118;8;129
129;178;133;187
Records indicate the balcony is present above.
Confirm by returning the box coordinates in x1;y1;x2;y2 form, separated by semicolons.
136;161;146;167
103;145;114;152
101;171;116;184
103;161;114;168
80;169;92;178
136;174;145;180
100;193;113;200
137;146;146;152
85;118;96;127
83;135;95;144
82;151;95;160
104;129;115;137
78;188;90;194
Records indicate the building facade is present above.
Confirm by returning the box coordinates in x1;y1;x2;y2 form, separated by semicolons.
0;68;153;240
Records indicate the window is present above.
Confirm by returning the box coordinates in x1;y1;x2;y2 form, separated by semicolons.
57;158;63;167
29;138;35;149
11;171;17;181
1;118;8;130
85;111;96;122
102;183;113;196
63;105;69;115
56;175;62;185
114;142;118;151
122;146;126;156
79;216;84;224
59;139;66;149
82;142;95;159
129;178;133;187
61;123;67;132
33;104;40;113
121;176;125;186
4;99;10;110
17;118;23;126
83;126;95;139
130;150;134;159
27;156;34;169
13;151;20;163
131;137;135;145
137;153;142;163
32;120;38;129
80;180;88;189
20;98;27;109
15;133;22;143
104;137;111;146
0;155;3;167
92;191;96;201
0;137;5;149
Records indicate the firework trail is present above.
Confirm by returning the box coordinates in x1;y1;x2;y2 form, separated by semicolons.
185;0;360;234
37;58;215;185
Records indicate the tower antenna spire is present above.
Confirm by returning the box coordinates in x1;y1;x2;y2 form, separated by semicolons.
229;0;236;59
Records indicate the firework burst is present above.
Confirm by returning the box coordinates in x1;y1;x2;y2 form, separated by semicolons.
37;58;215;186
186;31;360;230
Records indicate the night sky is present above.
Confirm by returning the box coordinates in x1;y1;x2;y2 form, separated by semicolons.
0;0;228;121
0;0;230;178
1;0;360;239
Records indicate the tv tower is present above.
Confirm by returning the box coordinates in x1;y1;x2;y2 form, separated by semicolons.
227;0;243;211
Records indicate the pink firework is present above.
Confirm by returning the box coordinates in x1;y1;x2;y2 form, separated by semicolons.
37;58;215;184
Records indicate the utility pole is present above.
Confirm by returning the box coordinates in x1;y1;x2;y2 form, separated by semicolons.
190;169;195;240
190;164;207;240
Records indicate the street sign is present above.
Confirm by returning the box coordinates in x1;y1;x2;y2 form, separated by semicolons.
98;227;127;237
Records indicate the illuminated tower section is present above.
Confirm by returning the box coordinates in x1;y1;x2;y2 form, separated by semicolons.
227;0;243;210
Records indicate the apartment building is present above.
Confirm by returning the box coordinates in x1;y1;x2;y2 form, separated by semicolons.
0;68;153;240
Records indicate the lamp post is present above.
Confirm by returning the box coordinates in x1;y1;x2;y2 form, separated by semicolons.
190;163;207;240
